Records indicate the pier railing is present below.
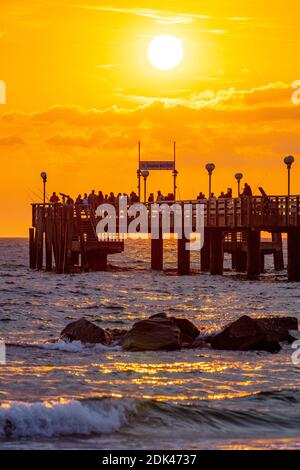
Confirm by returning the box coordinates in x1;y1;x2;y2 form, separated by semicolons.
203;195;300;228
30;196;300;279
148;196;300;229
32;195;300;232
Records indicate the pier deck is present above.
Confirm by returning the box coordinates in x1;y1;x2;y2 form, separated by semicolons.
29;195;300;280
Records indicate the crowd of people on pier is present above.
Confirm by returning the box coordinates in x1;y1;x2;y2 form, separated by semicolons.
197;183;252;201
49;190;176;206
50;190;140;208
49;183;253;207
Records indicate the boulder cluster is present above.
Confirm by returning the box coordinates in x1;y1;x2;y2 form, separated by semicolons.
60;314;298;354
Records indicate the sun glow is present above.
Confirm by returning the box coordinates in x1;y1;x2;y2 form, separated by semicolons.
147;35;184;70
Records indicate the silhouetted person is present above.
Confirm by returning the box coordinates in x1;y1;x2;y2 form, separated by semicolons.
82;193;89;205
108;192;115;204
130;191;139;203
197;192;205;200
225;188;233;198
66;196;74;206
75;194;82;205
148;193;154;203
88;190;97;209
156;190;164;202
241;183;253;197
97;191;104;205
218;191;225;199
50;192;60;204
165;193;174;201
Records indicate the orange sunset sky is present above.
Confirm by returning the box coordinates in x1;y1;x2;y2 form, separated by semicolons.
0;0;300;236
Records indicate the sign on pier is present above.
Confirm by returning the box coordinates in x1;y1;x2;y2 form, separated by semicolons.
139;161;175;171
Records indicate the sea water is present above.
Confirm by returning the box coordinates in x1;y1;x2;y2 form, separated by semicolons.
0;238;300;449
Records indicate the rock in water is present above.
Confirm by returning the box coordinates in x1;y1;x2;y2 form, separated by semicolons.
185;336;207;349
148;313;200;345
122;316;181;351
210;315;281;353
60;318;112;344
255;317;298;343
172;318;200;344
106;328;128;343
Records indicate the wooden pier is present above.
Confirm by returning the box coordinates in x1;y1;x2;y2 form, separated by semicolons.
30;204;124;273
30;195;300;281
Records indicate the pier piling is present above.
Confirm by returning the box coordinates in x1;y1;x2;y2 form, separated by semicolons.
45;216;53;271
87;252;108;271
29;228;36;269
210;230;224;275
36;224;44;270
272;233;284;271
288;229;300;281
247;230;261;279
29;194;300;281
151;220;163;271
235;251;247;272
178;235;190;275
200;228;211;271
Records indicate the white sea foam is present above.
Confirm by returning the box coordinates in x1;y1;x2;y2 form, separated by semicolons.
40;339;122;353
41;340;85;352
0;399;134;439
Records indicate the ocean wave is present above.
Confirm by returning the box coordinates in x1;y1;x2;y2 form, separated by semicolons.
1;391;300;441
40;339;121;353
0;398;135;439
7;339;122;353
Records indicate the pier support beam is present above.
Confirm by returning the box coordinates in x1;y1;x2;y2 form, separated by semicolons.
151;235;163;271
87;252;108;271
231;232;238;270
288;229;300;281
36;225;44;270
70;251;80;267
29;228;36;269
272;232;284;271
96;253;108;271
260;253;265;273
200;228;211;271
247;230;261;279
234;251;247;272
45;219;53;272
210;230;224;275
178;236;190;275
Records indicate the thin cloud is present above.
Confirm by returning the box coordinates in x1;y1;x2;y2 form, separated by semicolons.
96;64;120;69
64;4;211;24
189;28;227;35
227;17;254;22
115;82;290;110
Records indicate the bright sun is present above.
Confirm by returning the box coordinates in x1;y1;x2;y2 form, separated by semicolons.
147;35;184;71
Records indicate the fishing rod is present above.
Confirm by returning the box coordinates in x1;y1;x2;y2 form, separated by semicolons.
253;171;270;196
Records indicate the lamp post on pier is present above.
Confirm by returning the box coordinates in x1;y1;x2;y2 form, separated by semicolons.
137;141;142;201
40;172;47;205
141;170;149;203
173;169;178;201
205;163;215;198
235;173;243;197
284;155;295;197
